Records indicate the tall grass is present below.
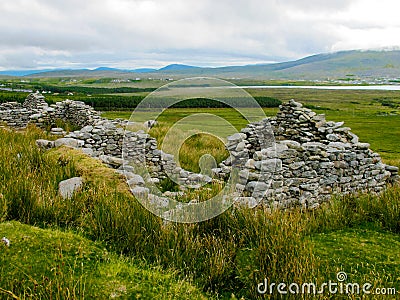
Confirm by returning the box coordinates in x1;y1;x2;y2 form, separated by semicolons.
1;126;399;298
0;125;77;224
178;134;228;173
149;122;229;173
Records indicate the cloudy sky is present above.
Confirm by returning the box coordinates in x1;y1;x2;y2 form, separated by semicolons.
1;0;400;70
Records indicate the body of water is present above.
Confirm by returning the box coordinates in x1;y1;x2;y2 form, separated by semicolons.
0;87;33;93
238;85;400;91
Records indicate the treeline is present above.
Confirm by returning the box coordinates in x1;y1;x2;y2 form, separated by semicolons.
32;84;155;95
170;97;282;108
82;96;282;110
0;92;282;110
75;95;144;110
0;92;29;104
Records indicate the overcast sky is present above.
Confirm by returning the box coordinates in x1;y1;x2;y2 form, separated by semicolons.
1;0;400;70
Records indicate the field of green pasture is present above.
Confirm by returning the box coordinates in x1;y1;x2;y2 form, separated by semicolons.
103;88;400;166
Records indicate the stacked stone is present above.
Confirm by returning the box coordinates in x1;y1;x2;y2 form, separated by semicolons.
38;100;103;128
56;120;215;185
270;99;359;144
0;102;22;110
215;99;398;209
0;93;104;129
50;127;66;136
60;100;102;127
213;119;275;180
0;108;32;128
22;93;48;111
65;121;124;157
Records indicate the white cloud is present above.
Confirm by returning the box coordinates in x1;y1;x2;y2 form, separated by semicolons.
0;0;399;70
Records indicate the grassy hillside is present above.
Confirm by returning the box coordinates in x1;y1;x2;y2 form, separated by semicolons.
0;222;207;299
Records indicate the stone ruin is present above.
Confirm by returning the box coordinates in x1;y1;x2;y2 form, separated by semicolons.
215;100;399;209
0;92;102;128
1;93;398;210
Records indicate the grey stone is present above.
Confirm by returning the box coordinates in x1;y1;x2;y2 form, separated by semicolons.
288;161;305;170
235;141;246;151
54;138;84;148
385;165;399;172
99;155;125;167
36;139;55;149
58;177;83;199
245;181;271;198
81;148;94;156
131;186;149;198
260;159;282;172
328;142;350;150
127;174;145;186
148;194;169;208
234;197;258;208
245;159;256;169
227;132;246;142
326;133;339;141
280;140;301;150
355;142;370;150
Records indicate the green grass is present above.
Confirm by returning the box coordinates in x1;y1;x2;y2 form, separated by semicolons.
0;221;207;299
311;226;400;293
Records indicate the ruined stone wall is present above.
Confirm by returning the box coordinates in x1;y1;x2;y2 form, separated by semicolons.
0;108;32;128
216;100;399;209
1;93;398;210
54;120;212;186
0;93;102;129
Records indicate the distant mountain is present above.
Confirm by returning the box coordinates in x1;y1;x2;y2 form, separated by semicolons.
133;68;157;73
147;50;400;80
95;67;158;73
158;64;200;71
94;67;121;72
2;50;399;80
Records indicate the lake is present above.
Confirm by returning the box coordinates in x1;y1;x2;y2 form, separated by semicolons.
238;85;400;91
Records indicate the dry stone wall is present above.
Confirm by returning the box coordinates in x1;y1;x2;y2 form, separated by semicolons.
0;92;102;128
58;120;212;186
1;93;398;210
215;100;399;209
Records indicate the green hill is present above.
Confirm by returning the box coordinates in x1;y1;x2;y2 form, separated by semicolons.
153;50;400;80
6;49;400;81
